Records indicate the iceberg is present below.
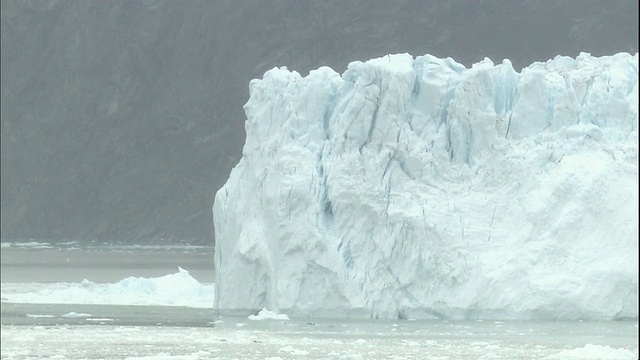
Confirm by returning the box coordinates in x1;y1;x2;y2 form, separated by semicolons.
1;268;215;308
213;52;638;320
248;308;291;321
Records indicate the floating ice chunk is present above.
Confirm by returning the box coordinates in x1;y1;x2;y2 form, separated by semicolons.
545;344;637;360
26;314;54;318
248;308;290;321
277;345;309;355
61;312;92;318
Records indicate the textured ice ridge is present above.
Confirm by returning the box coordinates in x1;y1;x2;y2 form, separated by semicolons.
214;52;638;320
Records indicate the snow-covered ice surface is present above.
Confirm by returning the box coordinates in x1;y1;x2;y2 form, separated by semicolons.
0;268;214;308
1;319;637;359
214;52;639;320
545;344;638;360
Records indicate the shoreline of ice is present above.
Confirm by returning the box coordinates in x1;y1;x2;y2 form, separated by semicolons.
0;268;214;308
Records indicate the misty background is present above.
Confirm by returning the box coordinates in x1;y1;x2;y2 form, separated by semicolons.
1;0;637;246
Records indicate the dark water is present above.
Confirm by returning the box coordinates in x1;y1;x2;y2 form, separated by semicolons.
0;302;215;328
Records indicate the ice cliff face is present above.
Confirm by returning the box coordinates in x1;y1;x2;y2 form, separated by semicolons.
213;53;638;320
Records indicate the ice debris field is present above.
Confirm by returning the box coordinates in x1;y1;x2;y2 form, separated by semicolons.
214;52;638;320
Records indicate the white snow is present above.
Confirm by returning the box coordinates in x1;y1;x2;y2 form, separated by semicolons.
1;268;214;308
248;308;290;321
61;312;92;318
545;344;637;360
213;52;639;320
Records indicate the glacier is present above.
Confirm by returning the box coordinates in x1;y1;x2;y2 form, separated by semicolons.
213;52;638;320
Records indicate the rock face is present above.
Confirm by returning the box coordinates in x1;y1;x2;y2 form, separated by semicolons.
214;53;638;320
1;0;638;244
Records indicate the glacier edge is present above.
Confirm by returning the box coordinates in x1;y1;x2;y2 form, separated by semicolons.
214;52;639;320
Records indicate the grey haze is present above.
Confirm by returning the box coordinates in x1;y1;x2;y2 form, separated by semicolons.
1;0;637;245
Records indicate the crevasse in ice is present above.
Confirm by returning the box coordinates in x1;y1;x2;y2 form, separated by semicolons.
214;52;638;320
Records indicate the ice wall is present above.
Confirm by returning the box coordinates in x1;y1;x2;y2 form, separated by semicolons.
214;52;638;320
